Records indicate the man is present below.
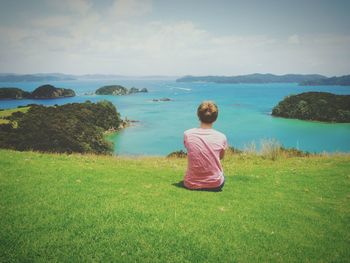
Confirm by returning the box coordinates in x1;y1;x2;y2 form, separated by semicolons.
183;101;228;191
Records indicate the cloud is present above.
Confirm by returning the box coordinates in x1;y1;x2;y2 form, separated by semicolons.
0;1;349;76
45;0;92;14
288;34;300;44
110;0;152;18
31;15;73;29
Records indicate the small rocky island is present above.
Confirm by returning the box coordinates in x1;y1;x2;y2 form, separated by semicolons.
152;98;172;102
272;92;350;123
0;84;75;99
95;85;148;95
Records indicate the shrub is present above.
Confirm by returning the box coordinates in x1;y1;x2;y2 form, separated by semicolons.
167;150;187;158
280;147;310;157
243;141;257;155
260;138;281;160
227;146;243;155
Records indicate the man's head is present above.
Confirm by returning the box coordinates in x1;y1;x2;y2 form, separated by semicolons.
197;101;218;124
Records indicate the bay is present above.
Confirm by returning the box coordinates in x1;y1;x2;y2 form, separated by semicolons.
1;79;350;155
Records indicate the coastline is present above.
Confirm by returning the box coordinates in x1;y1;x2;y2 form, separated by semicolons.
104;118;139;135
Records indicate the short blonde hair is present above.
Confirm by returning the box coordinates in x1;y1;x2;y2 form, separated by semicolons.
197;101;218;124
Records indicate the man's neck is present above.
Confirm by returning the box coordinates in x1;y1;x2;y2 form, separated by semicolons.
200;122;213;129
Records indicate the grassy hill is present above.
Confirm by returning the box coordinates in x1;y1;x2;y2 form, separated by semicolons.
0;149;349;262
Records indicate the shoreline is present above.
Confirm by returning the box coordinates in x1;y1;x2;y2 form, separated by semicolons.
104;118;139;135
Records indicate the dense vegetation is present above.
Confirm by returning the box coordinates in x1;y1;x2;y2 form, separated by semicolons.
176;73;326;83
0;84;75;99
0;149;349;262
0;101;121;154
300;74;350;86
96;85;148;95
272;92;350;122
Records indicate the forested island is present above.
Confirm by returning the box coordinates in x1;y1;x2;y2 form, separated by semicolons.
0;101;121;154
0;84;75;99
95;85;148;95
299;75;350;86
272;92;350;122
176;73;326;84
0;87;30;99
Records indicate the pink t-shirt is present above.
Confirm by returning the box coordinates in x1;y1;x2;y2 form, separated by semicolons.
184;128;228;189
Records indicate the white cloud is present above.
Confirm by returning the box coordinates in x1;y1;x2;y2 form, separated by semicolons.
45;0;92;14
110;0;152;18
31;15;73;29
0;1;349;76
288;34;300;44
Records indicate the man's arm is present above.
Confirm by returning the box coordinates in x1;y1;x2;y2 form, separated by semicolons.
220;149;225;159
220;136;228;159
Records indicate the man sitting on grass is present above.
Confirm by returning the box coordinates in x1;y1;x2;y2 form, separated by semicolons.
183;101;228;192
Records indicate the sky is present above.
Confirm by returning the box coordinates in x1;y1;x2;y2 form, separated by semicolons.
0;0;349;76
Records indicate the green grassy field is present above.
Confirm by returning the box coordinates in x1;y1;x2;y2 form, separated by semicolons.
0;149;349;262
0;107;30;125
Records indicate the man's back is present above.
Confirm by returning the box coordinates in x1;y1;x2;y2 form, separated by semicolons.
184;128;227;189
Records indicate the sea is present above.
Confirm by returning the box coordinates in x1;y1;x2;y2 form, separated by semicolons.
1;79;350;155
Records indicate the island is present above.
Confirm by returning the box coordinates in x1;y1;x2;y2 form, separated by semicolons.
272;92;350;123
152;98;172;102
29;84;75;99
176;73;326;84
129;87;148;94
0;84;75;99
299;75;350;86
95;85;148;95
0;87;30;99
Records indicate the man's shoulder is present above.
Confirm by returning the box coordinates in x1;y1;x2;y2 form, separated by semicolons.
184;128;198;135
212;129;227;139
184;128;227;139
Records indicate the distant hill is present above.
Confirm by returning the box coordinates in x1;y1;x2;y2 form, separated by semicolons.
299;75;350;86
272;92;350;123
0;73;179;82
176;74;327;84
0;73;76;82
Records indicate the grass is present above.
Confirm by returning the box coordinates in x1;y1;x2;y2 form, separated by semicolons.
0;107;30;125
0;149;349;262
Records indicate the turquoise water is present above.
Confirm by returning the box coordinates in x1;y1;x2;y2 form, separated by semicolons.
1;79;350;155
